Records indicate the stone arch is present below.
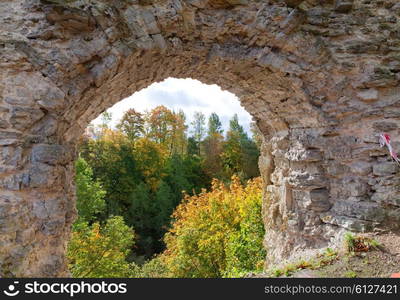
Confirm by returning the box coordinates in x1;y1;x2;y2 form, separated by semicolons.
1;0;400;276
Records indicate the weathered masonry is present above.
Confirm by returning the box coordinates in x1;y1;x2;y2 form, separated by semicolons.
1;0;400;276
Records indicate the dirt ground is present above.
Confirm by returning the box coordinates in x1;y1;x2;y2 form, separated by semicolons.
293;232;400;278
251;232;400;278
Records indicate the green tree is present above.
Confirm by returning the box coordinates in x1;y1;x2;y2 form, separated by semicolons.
186;136;199;157
208;112;223;136
241;137;260;179
221;114;260;180
128;182;159;256
221;114;244;176
163;154;193;205
75;157;106;222
154;181;175;235
80;131;140;218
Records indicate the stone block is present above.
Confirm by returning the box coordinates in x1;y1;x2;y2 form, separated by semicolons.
282;0;303;8
31;144;71;166
285;149;323;162
372;121;398;132
350;161;372;176
334;0;353;13
321;215;373;232
9;107;45;130
187;0;208;8
373;162;398;176
357;89;378;102
309;188;331;212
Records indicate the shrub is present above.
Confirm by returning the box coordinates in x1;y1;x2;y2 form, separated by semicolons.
130;256;169;278
344;232;380;253
67;216;135;278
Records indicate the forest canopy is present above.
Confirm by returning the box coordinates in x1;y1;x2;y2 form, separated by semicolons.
68;106;264;278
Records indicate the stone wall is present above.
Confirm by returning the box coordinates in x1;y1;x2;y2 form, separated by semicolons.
0;0;399;276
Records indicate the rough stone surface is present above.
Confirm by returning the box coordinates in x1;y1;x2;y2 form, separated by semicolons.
1;0;400;277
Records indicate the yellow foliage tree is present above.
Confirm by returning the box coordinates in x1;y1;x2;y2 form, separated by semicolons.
133;137;168;190
161;176;265;278
67;216;135;278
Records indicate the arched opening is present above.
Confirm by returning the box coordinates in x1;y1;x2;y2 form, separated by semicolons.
69;77;263;277
1;0;400;277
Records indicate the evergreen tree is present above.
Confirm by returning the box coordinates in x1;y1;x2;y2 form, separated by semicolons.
154;181;175;235
187;136;200;157
207;112;223;136
128;182;158;256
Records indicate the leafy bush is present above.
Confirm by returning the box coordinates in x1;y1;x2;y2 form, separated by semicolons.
130;256;169;278
67;216;135;278
162;176;265;278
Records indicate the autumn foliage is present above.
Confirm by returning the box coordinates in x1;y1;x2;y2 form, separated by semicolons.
161;176;265;278
69;106;263;278
68;216;134;278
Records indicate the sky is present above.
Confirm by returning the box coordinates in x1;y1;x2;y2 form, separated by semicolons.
91;78;253;134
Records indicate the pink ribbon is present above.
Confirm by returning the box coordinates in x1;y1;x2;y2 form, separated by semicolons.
379;133;400;165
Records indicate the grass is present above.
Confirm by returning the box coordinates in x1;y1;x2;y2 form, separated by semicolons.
269;248;339;277
269;233;384;278
344;270;358;278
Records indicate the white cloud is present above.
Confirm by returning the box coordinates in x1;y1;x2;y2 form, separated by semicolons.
91;78;253;134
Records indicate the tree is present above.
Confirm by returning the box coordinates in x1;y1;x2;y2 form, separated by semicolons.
75;107;260;265
207;112;223;136
221;114;245;176
117;109;145;141
163;154;192;206
241;137;260;179
75;157;106;222
146;106;176;146
203;113;224;179
128;182;159;256
154;181;175;235
221;114;259;180
133;137;168;190
186;136;199;157
67;216;135;278
162;176;265;278
80;131;140;218
190;111;206;156
250;122;263;149
146;106;187;156
172;110;188;156
100;111;112;130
